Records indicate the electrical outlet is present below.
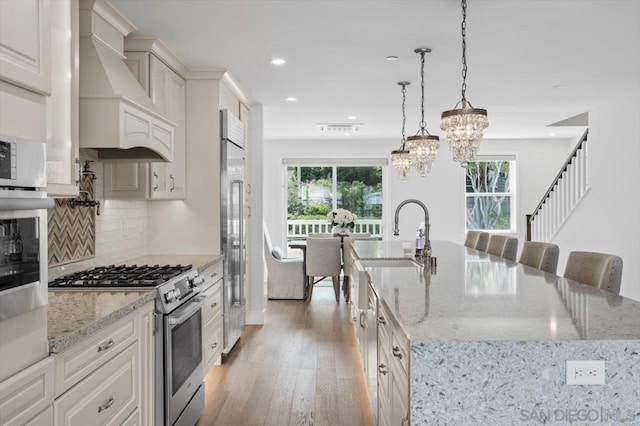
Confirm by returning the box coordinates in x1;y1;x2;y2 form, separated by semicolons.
566;360;605;385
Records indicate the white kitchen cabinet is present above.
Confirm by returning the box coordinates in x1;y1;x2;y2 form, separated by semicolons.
0;357;54;426
0;0;51;95
104;39;186;200
54;342;139;426
46;0;79;197
51;301;153;426
201;261;224;374
378;302;410;426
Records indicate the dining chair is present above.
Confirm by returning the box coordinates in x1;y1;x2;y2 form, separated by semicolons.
342;234;374;302
264;227;305;299
486;235;518;261
564;251;623;295
306;236;342;302
518;241;560;274
464;231;490;252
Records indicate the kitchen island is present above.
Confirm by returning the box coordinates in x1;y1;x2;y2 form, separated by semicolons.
352;240;640;425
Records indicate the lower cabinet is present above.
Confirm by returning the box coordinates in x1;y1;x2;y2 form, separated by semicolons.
201;261;224;375
0;357;54;426
52;301;154;426
377;302;410;426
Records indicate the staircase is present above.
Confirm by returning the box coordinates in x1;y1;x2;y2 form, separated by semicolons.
526;129;589;242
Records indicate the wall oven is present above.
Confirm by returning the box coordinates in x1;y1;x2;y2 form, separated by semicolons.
0;136;53;320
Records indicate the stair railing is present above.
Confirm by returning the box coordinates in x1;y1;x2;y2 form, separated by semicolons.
526;129;589;242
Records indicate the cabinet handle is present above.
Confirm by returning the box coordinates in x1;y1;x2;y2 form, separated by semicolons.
378;315;387;325
98;396;115;413
378;363;388;375
392;346;403;359
97;339;115;352
170;174;175;192
402;415;409;425
153;172;159;191
247;206;252;217
211;302;218;308
210;272;218;278
359;312;366;328
210;342;218;349
247;184;251;194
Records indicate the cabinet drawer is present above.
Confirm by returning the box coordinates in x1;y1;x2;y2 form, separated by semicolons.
202;317;223;372
0;357;54;426
202;281;223;323
54;313;138;397
200;261;223;290
54;343;139;426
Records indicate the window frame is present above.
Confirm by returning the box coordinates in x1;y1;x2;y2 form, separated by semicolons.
464;157;517;234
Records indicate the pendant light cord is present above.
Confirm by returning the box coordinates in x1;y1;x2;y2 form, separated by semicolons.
401;83;407;148
461;0;468;102
420;51;426;130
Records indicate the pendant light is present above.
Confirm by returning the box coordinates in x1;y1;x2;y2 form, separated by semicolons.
406;48;440;177
391;81;412;182
440;0;489;167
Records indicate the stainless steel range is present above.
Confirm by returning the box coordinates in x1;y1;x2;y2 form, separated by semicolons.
50;264;206;426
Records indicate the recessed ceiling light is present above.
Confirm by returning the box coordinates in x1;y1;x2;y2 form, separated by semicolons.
345;133;351;136
553;84;568;89
549;132;557;136
386;56;399;61
286;96;298;102
347;116;357;120
271;58;286;65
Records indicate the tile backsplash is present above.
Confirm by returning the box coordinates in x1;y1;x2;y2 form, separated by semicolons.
48;161;150;277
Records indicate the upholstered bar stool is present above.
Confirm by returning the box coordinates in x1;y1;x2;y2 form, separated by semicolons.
464;231;490;252
486;235;518;261
564;251;623;295
306;236;342;302
519;241;560;274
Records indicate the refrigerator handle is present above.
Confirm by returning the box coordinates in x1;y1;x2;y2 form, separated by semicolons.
232;179;245;307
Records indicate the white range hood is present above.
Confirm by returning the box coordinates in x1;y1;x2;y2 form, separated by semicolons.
79;0;175;162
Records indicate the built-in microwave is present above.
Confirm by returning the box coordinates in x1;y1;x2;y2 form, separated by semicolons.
0;136;53;320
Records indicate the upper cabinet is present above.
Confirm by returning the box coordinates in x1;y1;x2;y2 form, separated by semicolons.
46;0;79;197
104;39;186;200
0;0;51;95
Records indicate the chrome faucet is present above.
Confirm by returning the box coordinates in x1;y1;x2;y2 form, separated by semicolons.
393;199;431;259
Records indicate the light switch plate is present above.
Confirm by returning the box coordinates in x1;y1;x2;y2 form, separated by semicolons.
566;360;605;385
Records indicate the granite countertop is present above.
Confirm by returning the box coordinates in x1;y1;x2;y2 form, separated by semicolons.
352;240;640;342
48;289;155;353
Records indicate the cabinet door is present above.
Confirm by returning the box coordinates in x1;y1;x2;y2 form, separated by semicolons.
0;0;51;95
390;365;409;426
46;0;79;197
103;163;150;200
149;55;185;200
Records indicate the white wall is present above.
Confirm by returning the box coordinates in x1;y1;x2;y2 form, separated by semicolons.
263;137;570;252
553;92;640;301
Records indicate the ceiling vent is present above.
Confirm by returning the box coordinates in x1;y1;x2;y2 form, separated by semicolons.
317;123;363;133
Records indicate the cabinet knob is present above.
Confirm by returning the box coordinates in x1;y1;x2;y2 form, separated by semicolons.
210;342;218;349
378;363;388;375
392;346;403;359
98;396;115;413
402;415;409;425
378;316;387;325
211;302;217;308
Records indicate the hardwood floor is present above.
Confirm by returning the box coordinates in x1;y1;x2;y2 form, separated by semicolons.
197;287;374;426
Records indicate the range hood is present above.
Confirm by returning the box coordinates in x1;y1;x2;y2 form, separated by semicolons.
79;0;175;162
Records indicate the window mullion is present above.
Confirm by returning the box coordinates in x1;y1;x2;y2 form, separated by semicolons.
332;166;338;210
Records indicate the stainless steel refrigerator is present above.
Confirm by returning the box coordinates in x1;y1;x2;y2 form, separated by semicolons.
220;109;246;355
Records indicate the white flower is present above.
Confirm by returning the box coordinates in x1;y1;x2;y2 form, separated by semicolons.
327;208;357;227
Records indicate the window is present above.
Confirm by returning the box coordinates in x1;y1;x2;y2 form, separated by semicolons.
286;165;383;238
465;159;516;232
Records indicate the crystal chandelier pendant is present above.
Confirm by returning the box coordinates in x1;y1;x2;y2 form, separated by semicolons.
391;149;412;182
407;133;440;177
441;101;488;167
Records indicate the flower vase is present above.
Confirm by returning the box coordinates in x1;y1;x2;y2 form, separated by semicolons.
332;225;352;235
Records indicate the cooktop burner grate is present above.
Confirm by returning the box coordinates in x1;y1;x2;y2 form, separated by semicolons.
49;264;193;287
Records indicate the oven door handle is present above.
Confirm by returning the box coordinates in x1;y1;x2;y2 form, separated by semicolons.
167;296;204;326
